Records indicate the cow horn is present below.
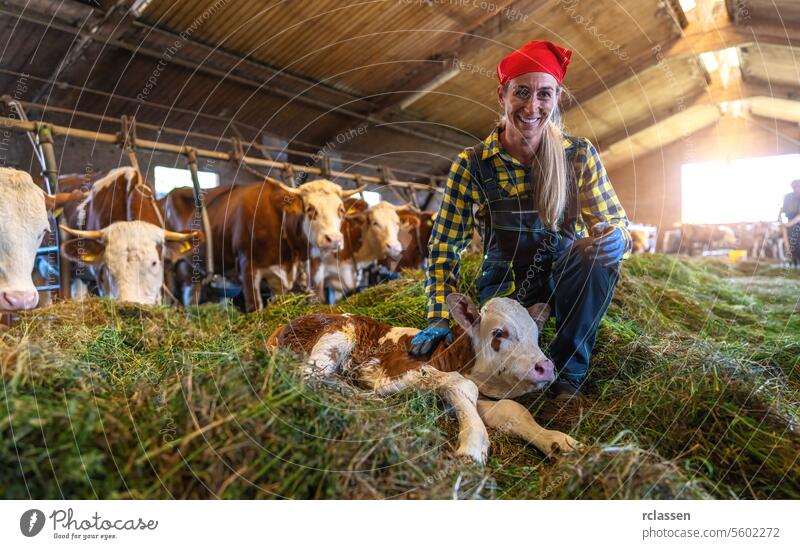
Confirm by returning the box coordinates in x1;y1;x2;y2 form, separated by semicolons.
393;201;415;211
275;180;301;195
341;184;368;198
163;229;197;242
59;225;103;239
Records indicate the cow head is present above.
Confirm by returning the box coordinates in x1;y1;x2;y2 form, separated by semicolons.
447;293;555;399
0;168;80;311
347;202;419;261
276;179;366;253
60;220;200;305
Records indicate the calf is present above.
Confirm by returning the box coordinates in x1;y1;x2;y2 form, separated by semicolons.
0;168;79;311
268;293;578;463
324;201;418;299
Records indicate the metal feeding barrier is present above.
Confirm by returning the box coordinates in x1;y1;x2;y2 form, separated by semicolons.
0;106;445;304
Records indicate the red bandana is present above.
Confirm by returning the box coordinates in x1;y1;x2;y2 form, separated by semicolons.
496;41;572;86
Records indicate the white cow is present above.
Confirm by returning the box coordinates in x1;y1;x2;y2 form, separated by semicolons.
0;168;78;311
60;221;198;305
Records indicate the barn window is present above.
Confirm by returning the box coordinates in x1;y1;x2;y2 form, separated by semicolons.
355;190;382;207
154;166;219;198
681;153;800;224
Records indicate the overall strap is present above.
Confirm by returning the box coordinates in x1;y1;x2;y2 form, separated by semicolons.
467;143;503;202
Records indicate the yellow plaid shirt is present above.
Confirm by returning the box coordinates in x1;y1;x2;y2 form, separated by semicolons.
425;125;630;320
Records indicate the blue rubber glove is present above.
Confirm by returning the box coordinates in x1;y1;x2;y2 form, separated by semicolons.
408;319;453;357
588;223;626;267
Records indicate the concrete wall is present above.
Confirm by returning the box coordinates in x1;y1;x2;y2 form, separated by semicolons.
606;114;800;233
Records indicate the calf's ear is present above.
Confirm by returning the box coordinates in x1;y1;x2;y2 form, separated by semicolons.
61;238;105;267
527;302;551;330
447;293;481;331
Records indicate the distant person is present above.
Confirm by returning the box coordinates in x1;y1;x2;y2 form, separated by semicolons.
782;179;800;267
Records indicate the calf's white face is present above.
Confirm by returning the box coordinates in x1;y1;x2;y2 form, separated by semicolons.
62;220;184;305
0;168;51;311
448;293;555;399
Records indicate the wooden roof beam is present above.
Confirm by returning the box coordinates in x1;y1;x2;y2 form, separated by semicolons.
368;0;548;113
596;76;800;151
572;17;799;106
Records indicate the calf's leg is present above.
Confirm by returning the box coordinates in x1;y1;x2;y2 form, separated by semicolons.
366;366;489;464
477;399;578;457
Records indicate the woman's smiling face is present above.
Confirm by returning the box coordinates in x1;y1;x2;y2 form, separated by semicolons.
498;72;559;142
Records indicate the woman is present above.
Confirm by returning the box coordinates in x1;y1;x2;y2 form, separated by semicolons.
409;40;631;400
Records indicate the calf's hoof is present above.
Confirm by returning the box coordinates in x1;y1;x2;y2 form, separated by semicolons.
540;430;580;457
455;435;490;465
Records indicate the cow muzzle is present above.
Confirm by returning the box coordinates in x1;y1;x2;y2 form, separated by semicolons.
0;289;39;311
320;232;344;252
386;242;403;261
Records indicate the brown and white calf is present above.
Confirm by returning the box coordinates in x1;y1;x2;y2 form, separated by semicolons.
323;201;419;299
268;292;579;463
0;168;81;311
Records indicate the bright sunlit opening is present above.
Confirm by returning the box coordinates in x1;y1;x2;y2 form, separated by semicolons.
356;190;382;207
154;166;219;198
682;154;800;224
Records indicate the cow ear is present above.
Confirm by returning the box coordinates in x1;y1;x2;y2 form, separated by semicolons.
398;211;421;229
162;240;193;263
344;198;369;215
61;238;105;267
527;302;551;330
276;188;303;215
447;293;481;331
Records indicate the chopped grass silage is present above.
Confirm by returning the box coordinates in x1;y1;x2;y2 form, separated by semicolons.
1;254;798;499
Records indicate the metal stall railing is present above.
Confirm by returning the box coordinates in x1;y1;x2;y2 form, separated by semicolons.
0;112;444;303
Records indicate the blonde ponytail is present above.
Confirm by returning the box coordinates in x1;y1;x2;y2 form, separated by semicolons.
531;119;569;230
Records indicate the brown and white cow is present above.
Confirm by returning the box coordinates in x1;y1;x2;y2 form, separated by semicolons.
380;209;436;272
163;178;365;311
0;168;80;311
268;293;579;463
324;200;419;299
59;167;200;305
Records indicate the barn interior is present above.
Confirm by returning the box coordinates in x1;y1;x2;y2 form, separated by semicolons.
1;0;799;502
2;0;799;245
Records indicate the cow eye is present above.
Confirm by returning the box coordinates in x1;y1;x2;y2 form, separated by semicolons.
151;260;157;267
492;329;507;339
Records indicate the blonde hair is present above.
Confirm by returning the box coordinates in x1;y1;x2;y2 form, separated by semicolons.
499;85;571;230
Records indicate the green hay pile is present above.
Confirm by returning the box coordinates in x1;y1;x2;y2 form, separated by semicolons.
1;254;798;499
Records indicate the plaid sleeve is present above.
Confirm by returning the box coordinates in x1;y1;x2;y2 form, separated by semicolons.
424;151;475;321
576;138;632;257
